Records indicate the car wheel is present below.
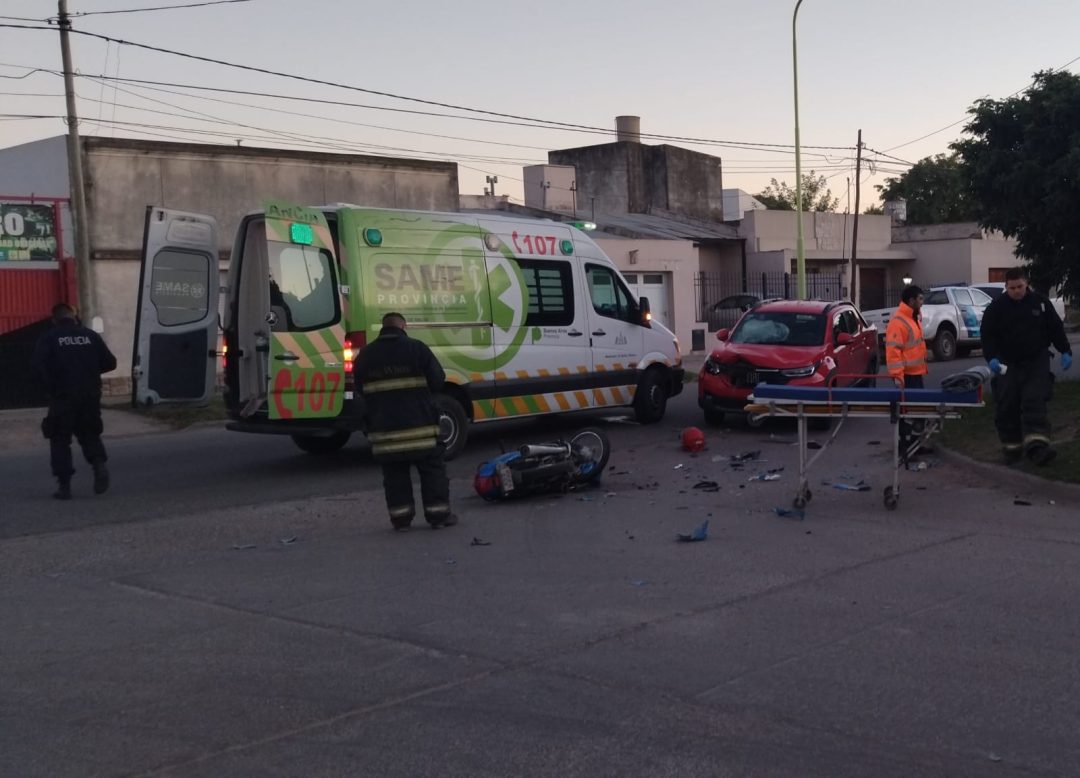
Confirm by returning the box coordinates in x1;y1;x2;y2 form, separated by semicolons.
434;393;469;460
932;328;957;361
291;431;351;455
633;368;668;424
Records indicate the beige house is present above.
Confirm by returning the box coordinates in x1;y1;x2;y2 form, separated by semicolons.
890;223;1022;287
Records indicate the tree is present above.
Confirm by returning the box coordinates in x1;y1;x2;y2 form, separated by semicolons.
755;171;839;212
863;204;885;215
952;70;1080;297
874;154;977;224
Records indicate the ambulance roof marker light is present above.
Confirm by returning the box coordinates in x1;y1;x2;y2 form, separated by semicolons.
560;239;574;256
290;223;314;245
363;228;383;247
570;221;597;231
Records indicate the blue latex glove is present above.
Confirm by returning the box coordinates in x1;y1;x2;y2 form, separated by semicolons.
1063;353;1073;371
988;358;1003;375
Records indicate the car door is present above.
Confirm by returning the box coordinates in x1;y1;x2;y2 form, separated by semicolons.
262;202;346;421
583;263;643;408
950;287;980;340
829;309;857;380
132;206;219;407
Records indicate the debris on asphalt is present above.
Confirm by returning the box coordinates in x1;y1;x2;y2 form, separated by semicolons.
824;480;871;492
673;463;685;470
605;492;617;497
232;543;256;551
1013;499;1032;506
676;519;709;542
692;480;721;492
988;753;1003;763
764;434;797;444
807;441;823;450
470;537;491;547
444;558;457;565
279;536;298;545
774;507;806;520
630;580;649;587
732;450;762;462
906;461;930;471
748;473;781;482
867;440;882;445
578;495;596;501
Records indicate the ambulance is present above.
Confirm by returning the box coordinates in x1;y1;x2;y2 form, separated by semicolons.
132;202;684;457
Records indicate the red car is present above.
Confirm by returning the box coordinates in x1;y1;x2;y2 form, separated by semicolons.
698;299;880;426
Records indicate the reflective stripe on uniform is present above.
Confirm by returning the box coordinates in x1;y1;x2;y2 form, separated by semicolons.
367;425;439;443
363;376;428;393
424;502;451;515
389;505;415;518
1023;433;1051;446
372;438;438;455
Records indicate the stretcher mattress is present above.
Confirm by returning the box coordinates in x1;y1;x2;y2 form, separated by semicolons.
750;384;981;405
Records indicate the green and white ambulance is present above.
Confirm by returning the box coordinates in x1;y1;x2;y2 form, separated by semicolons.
132;202;684;457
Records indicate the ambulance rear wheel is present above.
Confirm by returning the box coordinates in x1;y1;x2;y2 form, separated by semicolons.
633;368;668;424
435;394;469;461
291;431;351;455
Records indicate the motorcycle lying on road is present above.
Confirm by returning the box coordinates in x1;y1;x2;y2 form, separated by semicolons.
473;427;612;501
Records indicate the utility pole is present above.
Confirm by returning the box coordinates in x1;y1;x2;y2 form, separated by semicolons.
58;0;94;321
792;0;807;300
850;129;863;309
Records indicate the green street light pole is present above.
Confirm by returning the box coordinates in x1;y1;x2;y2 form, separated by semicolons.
792;0;807;300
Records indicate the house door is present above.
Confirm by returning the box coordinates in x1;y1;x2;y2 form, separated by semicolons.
860;267;886;311
622;272;672;330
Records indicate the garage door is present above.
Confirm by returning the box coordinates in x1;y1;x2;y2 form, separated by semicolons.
623;272;672;330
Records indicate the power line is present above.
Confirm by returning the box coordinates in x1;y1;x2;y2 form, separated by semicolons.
70;0;253;16
882;52;1080;152
0;23;854;154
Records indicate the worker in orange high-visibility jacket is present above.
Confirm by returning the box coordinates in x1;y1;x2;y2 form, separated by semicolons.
884;285;929;460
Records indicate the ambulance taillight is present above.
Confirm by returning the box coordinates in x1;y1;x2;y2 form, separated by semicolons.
344;331;366;373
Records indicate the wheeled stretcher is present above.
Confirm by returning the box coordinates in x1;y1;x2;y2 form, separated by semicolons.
745;380;984;511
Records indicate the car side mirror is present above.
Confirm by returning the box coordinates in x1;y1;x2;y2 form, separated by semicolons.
638;296;652;328
836;332;854;346
716;328;730;341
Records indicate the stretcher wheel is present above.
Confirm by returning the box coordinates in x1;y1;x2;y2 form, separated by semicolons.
883;486;898;511
793;489;811;510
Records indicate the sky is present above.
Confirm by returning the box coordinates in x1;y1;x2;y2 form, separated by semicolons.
2;0;1079;212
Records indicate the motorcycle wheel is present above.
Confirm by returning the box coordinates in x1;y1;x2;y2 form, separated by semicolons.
569;427;611;484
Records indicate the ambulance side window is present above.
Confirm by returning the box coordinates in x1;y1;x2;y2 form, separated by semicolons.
518;259;574;327
586;265;636;323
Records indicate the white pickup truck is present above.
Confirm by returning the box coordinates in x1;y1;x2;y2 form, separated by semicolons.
862;285;994;361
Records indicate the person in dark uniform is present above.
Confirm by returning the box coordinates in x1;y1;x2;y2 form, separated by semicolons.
980;267;1073;466
32;303;117;499
354;312;457;531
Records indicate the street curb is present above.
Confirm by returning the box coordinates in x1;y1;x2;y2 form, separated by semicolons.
937;444;1080;499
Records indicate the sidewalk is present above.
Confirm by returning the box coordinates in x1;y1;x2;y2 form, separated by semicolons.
0;404;169;454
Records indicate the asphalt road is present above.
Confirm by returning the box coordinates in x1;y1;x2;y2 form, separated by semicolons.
4;370;1080;777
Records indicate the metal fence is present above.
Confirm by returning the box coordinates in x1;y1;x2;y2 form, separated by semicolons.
695;271;846;331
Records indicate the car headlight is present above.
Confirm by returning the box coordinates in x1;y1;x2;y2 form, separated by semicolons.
780;364;817;378
704;357;722;375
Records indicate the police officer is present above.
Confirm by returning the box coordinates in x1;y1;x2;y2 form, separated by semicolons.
31;303;117;499
885;285;929;460
980;267;1072;466
354;312;457;531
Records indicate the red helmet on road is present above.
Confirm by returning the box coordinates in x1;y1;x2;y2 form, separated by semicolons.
681;426;706;452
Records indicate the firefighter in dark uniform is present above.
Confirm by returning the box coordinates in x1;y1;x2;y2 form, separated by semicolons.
31;303;117;499
354;312;457;531
980;267;1073;466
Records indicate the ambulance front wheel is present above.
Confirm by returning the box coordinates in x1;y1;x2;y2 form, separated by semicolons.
291;431;351;455
633;368;668;424
435;394;469;461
